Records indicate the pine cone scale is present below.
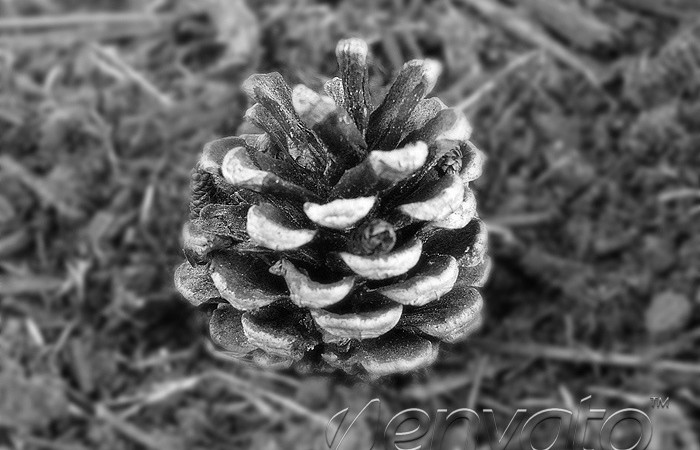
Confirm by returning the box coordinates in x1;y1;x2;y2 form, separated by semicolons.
336;38;372;135
399;285;483;342
376;254;459;306
269;259;356;309
310;298;403;341
367;59;442;150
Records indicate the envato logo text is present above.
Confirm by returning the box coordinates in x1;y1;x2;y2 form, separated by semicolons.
326;396;652;450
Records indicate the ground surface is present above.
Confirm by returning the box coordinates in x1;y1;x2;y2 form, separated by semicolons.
0;0;698;449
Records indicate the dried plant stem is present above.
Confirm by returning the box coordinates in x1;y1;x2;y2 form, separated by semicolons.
94;404;171;450
588;386;653;406
0;13;168;31
646;327;700;360
485;210;559;228
400;374;474;400
610;0;693;19
0;229;31;259
658;188;700;203
455;0;602;87
209;371;328;427
0;27;158;48
0;156;84;220
0;275;65;295
206;342;302;389
13;436;89;450
474;339;700;375
457;50;541;112
90;44;174;108
466;355;489;410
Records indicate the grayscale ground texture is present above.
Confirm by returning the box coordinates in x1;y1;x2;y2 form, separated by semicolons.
0;0;698;449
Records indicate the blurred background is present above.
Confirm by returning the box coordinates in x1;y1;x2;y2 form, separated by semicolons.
0;0;699;449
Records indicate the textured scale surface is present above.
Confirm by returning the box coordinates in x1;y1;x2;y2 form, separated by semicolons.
175;38;490;377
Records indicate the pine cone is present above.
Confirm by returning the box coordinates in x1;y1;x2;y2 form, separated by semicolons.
175;38;489;377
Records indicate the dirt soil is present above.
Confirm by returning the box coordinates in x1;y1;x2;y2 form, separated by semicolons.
0;0;698;449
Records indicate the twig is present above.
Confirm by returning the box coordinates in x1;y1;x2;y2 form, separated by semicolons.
647;327;700;360
587;386;651;406
205;341;302;389
658;188;700;203
0;156;84;220
610;0;696;19
485;210;558;228
129;347;196;370
521;0;619;51
456;50;541;112
0;275;65;295
690;204;700;218
678;388;700;409
24;318;46;346
0;228;32;259
478;394;516;415
472;339;700;375
0;13;168;31
46;319;78;364
111;376;205;418
95;404;172;450
90;44;174;108
466;356;489;410
557;385;576;412
400;374;474;400
208;371;328;427
139;184;157;226
455;0;602;87
13;435;89;450
0;108;23;126
0;26;159;48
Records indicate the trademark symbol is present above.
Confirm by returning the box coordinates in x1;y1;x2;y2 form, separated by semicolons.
650;396;670;408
